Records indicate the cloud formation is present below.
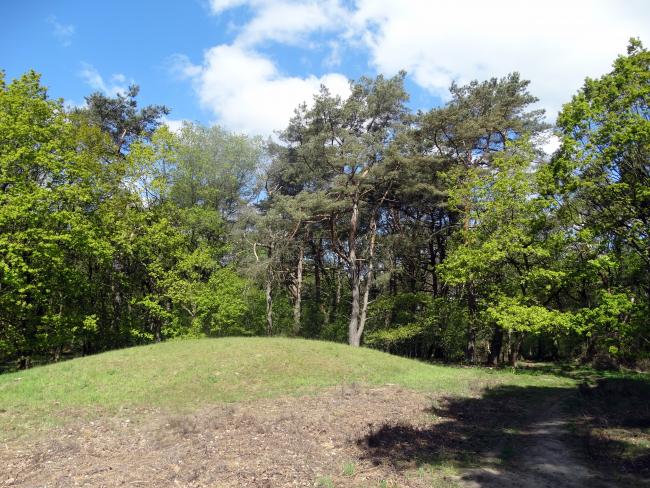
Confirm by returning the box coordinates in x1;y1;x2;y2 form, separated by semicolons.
178;0;649;135
48;16;75;47
351;0;649;118
79;64;133;97
175;45;349;135
162;117;186;134
231;0;346;47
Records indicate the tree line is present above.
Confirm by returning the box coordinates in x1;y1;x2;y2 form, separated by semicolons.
1;39;648;370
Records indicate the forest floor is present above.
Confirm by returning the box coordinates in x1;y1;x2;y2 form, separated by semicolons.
0;338;648;487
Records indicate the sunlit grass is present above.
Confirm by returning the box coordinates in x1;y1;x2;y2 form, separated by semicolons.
0;337;574;440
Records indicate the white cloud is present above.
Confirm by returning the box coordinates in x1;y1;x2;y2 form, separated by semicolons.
542;135;562;156
177;44;350;135
79;64;132;96
238;1;346;46
535;130;562;157
208;0;348;47
351;0;650;120
181;0;649;136
168;54;203;78
209;0;250;14
48;16;75;47
162;117;187;134
177;1;351;135
323;40;342;68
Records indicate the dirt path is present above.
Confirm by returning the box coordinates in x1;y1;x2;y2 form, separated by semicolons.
460;392;614;488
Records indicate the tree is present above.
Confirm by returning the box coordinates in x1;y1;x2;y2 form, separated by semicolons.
0;71;111;364
441;142;571;365
275;73;409;346
0;71;264;367
552;38;649;293
170;123;263;222
126;124;264;341
4;43;649;370
392;73;548;361
78;85;169;154
547;38;649;362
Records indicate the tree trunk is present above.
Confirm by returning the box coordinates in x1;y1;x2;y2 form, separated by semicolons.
330;261;341;324
508;335;522;367
292;244;304;336
356;214;378;346
18;355;31;370
313;238;323;316
536;335;545;360
265;277;273;336
154;321;162;342
348;200;361;346
465;281;478;363
428;240;438;298
266;244;274;336
349;284;361;346
487;326;503;366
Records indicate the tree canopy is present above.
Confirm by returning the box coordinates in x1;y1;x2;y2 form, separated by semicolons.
1;39;648;370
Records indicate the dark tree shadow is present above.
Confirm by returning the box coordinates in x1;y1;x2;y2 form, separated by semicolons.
358;385;565;469
511;361;649;383
356;379;650;486
576;377;650;479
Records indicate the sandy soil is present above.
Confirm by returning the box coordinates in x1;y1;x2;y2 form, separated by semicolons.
460;392;616;488
0;385;624;487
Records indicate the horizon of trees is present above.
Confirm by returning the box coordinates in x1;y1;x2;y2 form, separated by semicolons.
1;39;648;370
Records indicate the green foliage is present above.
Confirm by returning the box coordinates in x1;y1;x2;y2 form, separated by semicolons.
572;292;644;360
439;141;570;359
485;298;573;334
365;293;435;350
0;70;265;367
1;40;648;369
365;323;427;348
0;70;113;361
192;267;264;336
78;84;169;153
546;38;650;362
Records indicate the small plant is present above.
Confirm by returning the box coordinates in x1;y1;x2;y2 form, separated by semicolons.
342;461;356;476
316;476;334;488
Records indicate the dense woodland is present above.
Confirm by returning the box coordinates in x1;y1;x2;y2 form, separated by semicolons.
1;40;648;370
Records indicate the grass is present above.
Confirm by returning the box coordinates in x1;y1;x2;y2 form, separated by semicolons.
342;461;356;476
315;476;334;488
2;338;649;485
415;463;461;485
0;337;575;439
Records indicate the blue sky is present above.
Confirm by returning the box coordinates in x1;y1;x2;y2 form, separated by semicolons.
3;0;649;137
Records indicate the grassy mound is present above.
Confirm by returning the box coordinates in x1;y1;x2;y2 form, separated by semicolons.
0;337;572;439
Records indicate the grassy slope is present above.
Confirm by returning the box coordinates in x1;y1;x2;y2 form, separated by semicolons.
0;337;574;439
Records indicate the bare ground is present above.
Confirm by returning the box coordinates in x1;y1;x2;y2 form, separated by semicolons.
0;385;634;487
460;391;614;488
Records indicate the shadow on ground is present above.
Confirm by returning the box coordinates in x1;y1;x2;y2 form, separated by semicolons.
576;377;650;480
357;378;650;487
512;361;649;383
359;385;556;466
